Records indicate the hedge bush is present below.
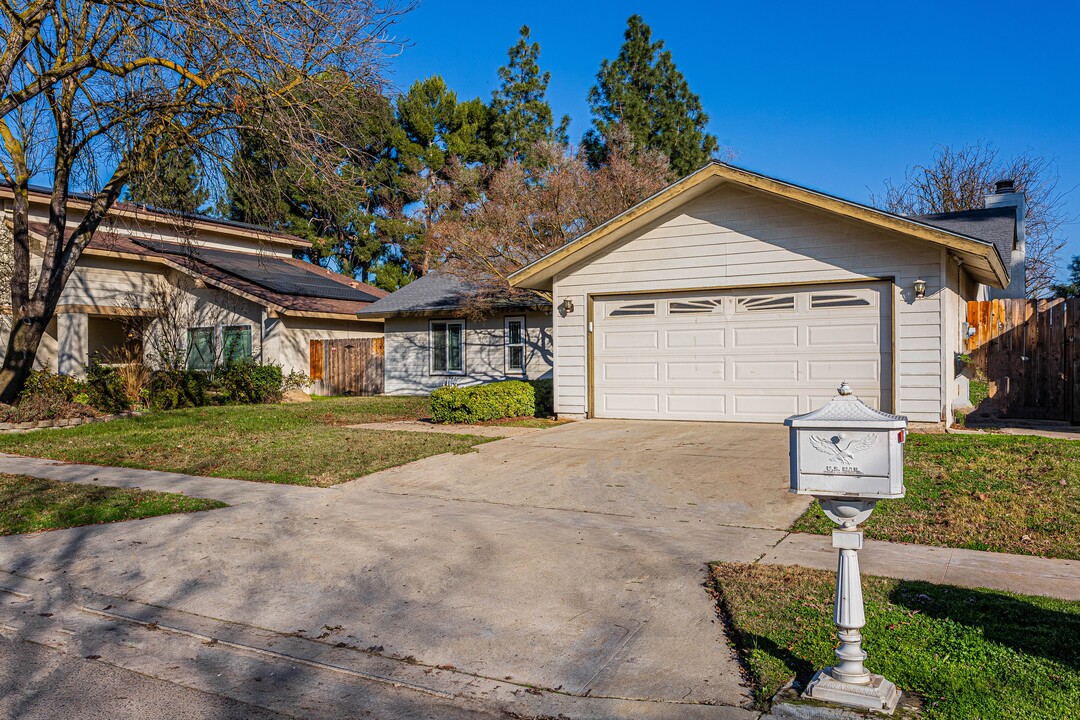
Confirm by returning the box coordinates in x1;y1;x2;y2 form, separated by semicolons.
216;360;283;404
529;378;554;418
148;369;208;410
430;380;536;424
86;360;131;414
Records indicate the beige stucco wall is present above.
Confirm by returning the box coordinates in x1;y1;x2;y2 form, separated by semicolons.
383;311;553;396
265;315;382;392
0;203;383;378
550;184;967;423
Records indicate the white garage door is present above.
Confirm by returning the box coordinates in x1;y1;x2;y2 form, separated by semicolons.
591;283;892;422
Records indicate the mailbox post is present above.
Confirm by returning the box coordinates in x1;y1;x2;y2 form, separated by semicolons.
785;382;907;714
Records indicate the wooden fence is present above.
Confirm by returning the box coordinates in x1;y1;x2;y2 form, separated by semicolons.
309;337;384;396
966;298;1080;421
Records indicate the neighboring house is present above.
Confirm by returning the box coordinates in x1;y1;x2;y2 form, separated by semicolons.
0;186;385;393
510;162;1024;425
356;273;552;395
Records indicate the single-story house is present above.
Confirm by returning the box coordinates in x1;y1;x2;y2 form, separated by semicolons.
356;273;552;395
509;162;1024;425
0;185;385;392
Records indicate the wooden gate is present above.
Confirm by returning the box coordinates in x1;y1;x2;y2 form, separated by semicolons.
309;337;384;396
966;299;1080;421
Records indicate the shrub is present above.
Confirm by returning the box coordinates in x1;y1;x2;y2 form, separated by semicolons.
20;369;87;403
430;380;536;424
149;369;208;410
217;360;283;404
0;394;99;423
529;378;554;418
86;360;132;414
282;369;310;392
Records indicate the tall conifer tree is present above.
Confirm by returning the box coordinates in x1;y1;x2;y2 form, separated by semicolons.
489;26;569;166
125;145;208;215
584;15;717;177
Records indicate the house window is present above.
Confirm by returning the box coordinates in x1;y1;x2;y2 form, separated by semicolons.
223;325;253;363
187;327;215;371
505;316;525;374
431;321;465;374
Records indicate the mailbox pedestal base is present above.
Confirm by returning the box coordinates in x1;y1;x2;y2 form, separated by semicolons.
800;504;901;715
803;670;900;714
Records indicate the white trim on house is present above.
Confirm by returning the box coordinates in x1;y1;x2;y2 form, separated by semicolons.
429;319;466;376
504;315;526;376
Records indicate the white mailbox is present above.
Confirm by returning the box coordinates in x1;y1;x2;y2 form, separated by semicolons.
785;382;907;500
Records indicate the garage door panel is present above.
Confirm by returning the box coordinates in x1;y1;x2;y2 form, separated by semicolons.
807;323;879;347
602;329;658;351
603;361;659;381
666;394;726;414
666;328;725;349
732;359;799;381
732;326;798;348
665;361;725;381
733;394;800;417
805;359;881;382
603;393;660;413
593;283;891;422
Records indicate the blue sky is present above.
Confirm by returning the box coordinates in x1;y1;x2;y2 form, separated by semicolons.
386;0;1080;279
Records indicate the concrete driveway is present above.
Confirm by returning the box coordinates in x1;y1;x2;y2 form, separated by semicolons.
1;420;808;719
366;419;806;529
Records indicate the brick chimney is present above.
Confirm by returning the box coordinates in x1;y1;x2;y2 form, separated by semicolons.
985;178;1026;299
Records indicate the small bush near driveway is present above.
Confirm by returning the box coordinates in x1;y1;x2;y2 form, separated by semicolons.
430;380;536;423
710;562;1080;719
0;474;225;535
791;433;1080;560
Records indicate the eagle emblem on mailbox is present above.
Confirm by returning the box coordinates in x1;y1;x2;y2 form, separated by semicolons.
808;432;878;466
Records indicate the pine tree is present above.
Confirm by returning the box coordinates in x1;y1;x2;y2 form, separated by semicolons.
489;26;569;166
584;15;717;177
385;75;495;276
224;87;411;288
125;145;208;214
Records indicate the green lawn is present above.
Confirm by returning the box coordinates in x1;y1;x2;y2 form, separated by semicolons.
710;562;1080;719
0;474;226;534
791;433;1080;560
0;396;494;487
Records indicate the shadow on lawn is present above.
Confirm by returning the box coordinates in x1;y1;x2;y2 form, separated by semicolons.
889;580;1080;671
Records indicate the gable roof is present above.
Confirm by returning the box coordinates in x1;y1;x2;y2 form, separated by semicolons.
356;273;548;319
508;162;1010;291
914;206;1017;268
76;230;387;318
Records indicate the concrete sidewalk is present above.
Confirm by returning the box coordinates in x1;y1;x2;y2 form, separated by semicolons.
0;453;324;505
762;531;1080;600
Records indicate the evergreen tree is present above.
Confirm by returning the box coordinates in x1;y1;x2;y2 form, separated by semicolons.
1053;257;1080;298
584;15;718;177
225;86;411;288
489;26;569;166
385;75;494;276
125;145;208;214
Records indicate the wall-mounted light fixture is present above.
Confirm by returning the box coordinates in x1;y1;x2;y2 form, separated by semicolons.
559;298;574;314
913;278;927;299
